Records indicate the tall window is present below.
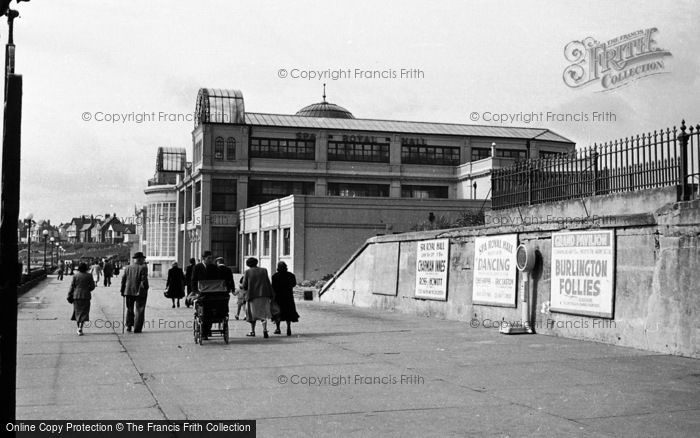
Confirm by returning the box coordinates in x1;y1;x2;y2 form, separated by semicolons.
471;148;491;161
328;141;389;163
282;228;291;256
244;233;252;256
250;137;315;160
327;183;389;197
194;181;201;208
211;227;236;266
194;140;202;164
263;230;270;256
401;146;460;165
212;179;237;211
401;185;449;199
251;232;258;256
226;137;236;160
248;180;315;207
214;137;224;160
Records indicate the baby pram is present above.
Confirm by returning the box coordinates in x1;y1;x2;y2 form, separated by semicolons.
193;280;230;344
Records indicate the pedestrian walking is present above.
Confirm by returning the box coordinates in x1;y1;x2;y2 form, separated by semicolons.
271;261;300;336
103;259;114;287
241;257;273;338
165;261;186;308
184;258;196;307
120;252;149;333
215;257;234;292
90;260;102;285
67;262;95;336
57;259;65;281
234;276;246;320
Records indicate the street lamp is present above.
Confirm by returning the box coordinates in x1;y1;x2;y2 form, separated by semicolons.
49;237;55;269
23;212;32;274
42;229;48;270
54;242;59;266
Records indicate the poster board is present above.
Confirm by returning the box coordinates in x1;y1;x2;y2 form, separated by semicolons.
414;238;449;301
472;234;518;307
550;230;615;318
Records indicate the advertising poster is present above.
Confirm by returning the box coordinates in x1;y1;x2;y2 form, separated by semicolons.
550;230;615;318
414;239;449;301
472;234;518;307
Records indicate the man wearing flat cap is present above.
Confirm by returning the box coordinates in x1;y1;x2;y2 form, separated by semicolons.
121;251;149;333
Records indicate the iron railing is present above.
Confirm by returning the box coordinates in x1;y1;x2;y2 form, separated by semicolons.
492;120;699;209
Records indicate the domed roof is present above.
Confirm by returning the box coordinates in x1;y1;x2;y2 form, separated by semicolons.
295;101;355;119
295;86;354;119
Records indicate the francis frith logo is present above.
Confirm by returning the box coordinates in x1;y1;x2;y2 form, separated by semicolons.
563;28;672;91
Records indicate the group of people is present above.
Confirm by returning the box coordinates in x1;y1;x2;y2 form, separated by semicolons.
67;249;300;338
165;251;300;339
67;252;146;335
57;258;122;285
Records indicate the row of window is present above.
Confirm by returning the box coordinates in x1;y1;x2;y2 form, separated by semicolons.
243;228;291;257
198;136;561;165
188;180;452;214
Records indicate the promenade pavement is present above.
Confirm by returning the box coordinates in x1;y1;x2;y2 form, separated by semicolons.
16;275;700;437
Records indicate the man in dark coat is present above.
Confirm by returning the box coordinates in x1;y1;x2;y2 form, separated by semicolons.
184;258;196;307
120;252;149;333
103;260;114;287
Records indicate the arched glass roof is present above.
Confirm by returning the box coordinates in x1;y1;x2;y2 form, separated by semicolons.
155;147;186;172
195;88;245;127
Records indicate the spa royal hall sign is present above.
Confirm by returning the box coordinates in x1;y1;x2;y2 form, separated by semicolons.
415;239;449;301
550;230;615;318
472;234;518;307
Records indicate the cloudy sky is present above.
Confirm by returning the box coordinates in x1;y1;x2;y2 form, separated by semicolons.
6;0;699;223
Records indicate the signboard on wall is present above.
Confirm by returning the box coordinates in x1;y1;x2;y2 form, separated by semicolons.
414;238;449;301
550;230;615;318
472;234;518;307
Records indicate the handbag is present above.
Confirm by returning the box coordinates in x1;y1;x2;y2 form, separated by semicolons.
270;300;281;317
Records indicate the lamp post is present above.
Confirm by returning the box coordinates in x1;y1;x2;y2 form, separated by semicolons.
1;1;32;430
49;237;55;269
42;229;48;270
23;212;31;273
53;242;59;266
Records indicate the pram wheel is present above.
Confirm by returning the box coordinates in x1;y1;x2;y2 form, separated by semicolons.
223;318;229;344
193;316;201;344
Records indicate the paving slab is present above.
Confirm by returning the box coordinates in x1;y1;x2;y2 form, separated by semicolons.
15;275;700;437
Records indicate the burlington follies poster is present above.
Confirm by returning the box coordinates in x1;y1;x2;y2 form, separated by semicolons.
550;230;615;318
472;234;518;307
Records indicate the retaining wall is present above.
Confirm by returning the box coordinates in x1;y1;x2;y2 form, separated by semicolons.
321;188;700;357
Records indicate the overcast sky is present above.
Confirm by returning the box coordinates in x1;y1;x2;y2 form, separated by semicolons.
6;0;699;223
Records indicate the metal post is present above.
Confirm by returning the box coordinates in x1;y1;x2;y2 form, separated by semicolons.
679;120;690;201
24;221;29;274
0;72;23;432
592;149;599;196
43;236;47;270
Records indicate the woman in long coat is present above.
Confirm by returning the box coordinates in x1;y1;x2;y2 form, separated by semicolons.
271;261;299;336
67;262;96;336
165;261;186;308
241;257;273;338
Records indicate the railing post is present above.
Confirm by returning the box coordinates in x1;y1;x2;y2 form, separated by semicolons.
527;161;533;206
679;120;690;201
592;147;599;196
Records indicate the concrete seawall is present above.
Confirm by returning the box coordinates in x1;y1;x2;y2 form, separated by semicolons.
321;188;700;357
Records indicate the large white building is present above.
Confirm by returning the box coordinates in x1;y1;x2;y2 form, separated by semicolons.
145;88;574;278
